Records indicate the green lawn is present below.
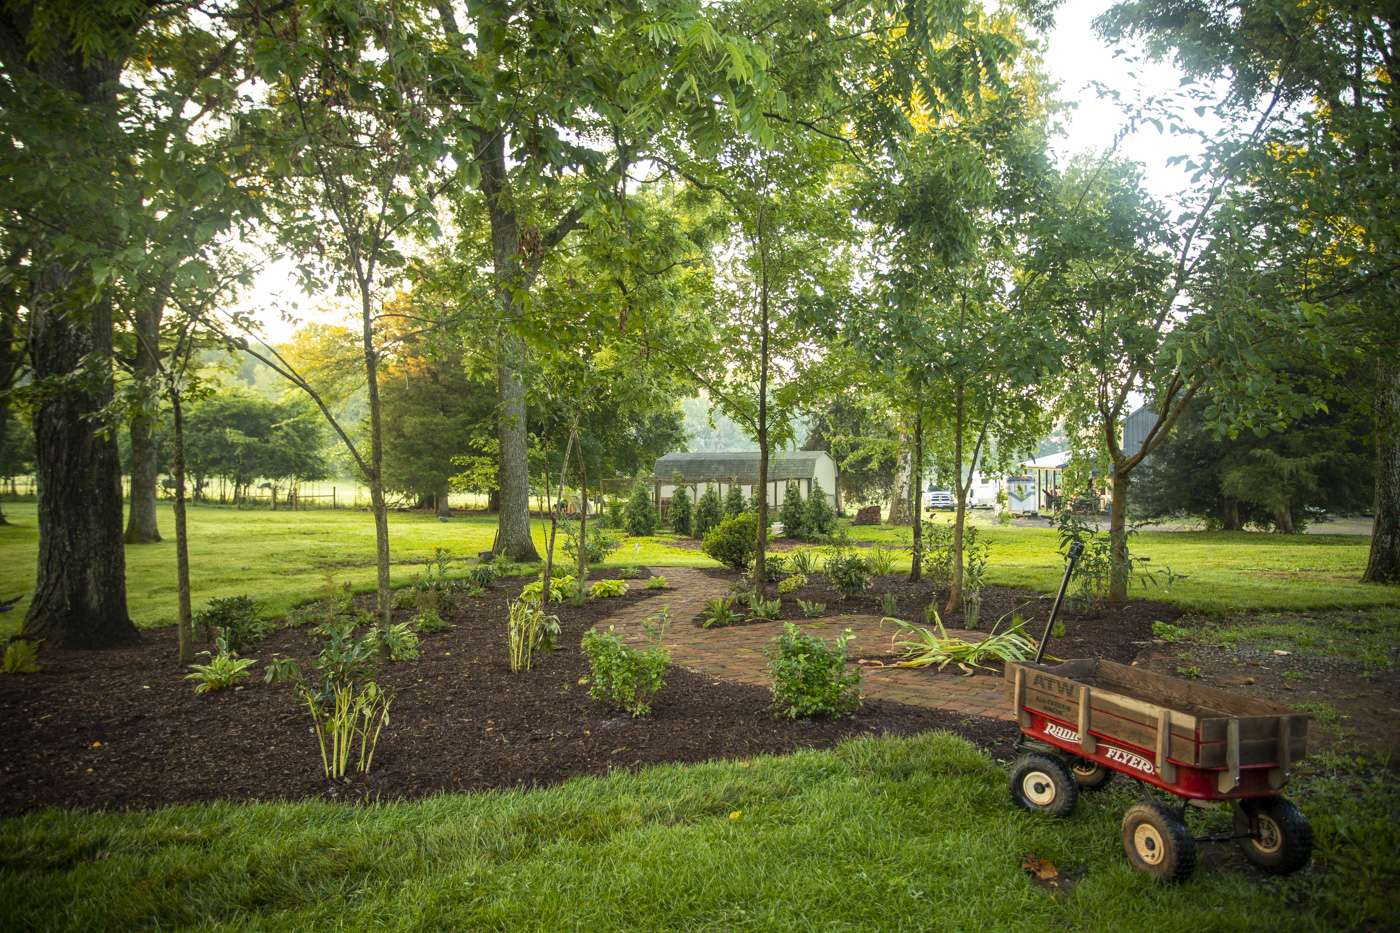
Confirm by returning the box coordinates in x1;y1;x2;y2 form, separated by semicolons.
0;502;1394;637
1;732;1391;931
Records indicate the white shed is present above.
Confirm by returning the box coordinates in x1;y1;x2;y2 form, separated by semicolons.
651;450;838;514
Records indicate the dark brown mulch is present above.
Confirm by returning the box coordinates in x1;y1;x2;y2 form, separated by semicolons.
697;569;1186;673
0;569;1016;817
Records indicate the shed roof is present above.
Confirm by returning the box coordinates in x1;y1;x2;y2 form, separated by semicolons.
653;450;831;484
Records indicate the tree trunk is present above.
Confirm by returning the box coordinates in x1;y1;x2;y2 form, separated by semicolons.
752;209;770;594
909;396;923;584
435;486;451;518
888;430;913;526
170;388;194;664
0;409;9;526
1107;467;1131;603
1364;354;1400;583
360;289;393;628
1221;497;1243;531
494;335;540;562
574;433;589;604
1274;503;1296;534
124;286;166;543
946;386;967;612
21;282;138;648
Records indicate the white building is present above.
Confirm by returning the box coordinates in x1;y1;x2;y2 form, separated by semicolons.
651;450;839;514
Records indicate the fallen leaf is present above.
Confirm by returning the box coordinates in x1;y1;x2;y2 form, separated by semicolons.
1022;855;1059;881
91;741;102;748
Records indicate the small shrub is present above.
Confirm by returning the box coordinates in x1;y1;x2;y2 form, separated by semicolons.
767;623;861;719
604;497;626;529
760;552;789;583
879;591;898;617
702;511;758;570
824;549;870;599
1153;620;1189;643
411;608;453;634
507;598;561;673
777;572;807;595
797;598;826;618
616;565;641;579
192;596;270;653
964;591;984;630
868;547;897;577
368;622;420;662
589;578;629;599
646;575;668;590
724;482;747;518
393;588;417;611
581;615;671;716
563;521;624;566
185;651;257;694
748;593;782;621
668;486;693;536
2;639;41;674
788;548;817;576
464;562;499;588
922;523;955;591
624;482;658;536
693;486;724;538
700;596;743;628
803;481;836;538
778;482;806;538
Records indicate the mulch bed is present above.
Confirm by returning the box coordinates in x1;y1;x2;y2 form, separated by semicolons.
699;569;1186;674
0;568;1017;817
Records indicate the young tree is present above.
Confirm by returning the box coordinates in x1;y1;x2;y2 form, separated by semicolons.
804;481;836;539
694;486;724;538
669;485;693;537
779;482;806;539
624;483;658;537
724;482;747;519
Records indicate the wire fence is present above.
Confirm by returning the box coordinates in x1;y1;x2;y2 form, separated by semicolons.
0;477;494;512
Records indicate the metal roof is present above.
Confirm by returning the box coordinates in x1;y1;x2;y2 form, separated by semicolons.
652;450;832;484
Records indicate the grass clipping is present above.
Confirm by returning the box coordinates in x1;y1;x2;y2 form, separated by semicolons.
877;611;1034;676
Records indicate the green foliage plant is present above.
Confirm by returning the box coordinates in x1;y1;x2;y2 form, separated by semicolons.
564;521;624;567
580;613;671;716
1153;621;1189;643
823;549;870;599
646;575;668;589
465;562;499;588
693;486;724;538
185;651;257;694
616;566;641;579
368;623;420;662
624;483;658;536
507;598;561;673
880;591;899;617
777;572;807;595
803;481;836;538
703;512;758;571
868;547;897;577
521;574;576;604
767;623;861;719
724;482;747;519
1;639;41;674
788;548;818;575
192;596;271;653
779;482;806;538
700;597;743;629
797;599;827;619
589;579;629;599
304;681;393;780
748;594;782;621
922;523;955;591
668;487;693;536
411;608;452;634
888;612;1033;676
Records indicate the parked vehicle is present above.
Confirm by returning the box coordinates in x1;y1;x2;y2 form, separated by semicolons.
924;488;954;510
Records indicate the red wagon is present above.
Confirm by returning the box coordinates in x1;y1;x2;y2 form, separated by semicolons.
1004;543;1314;881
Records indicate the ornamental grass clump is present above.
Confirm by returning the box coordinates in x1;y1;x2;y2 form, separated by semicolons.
507;597;561;673
886;611;1033;676
580;611;671;716
767;623;861;719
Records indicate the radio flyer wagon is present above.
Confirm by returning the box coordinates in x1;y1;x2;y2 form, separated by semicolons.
1004;542;1313;882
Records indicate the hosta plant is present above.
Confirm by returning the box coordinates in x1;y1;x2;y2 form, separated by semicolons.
520;574;576;604
887;611;1033;675
699;596;742;629
646;575;668;589
369;622;420;662
747;594;782;621
411;608;452;634
1;639;41;674
589;578;629;599
186;651;257;695
507;598;561;673
796;599;826;619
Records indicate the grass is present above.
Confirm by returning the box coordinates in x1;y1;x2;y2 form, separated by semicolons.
1;501;1395;638
1199;608;1400;676
0;731;1392;931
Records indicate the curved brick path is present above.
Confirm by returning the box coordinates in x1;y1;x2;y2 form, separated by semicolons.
604;568;1014;722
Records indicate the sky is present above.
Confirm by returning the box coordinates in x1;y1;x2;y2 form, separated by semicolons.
242;0;1201;344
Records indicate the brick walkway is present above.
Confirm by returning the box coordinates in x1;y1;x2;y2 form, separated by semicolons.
604;568;1014;722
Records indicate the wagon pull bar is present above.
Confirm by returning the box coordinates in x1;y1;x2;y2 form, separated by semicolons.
1034;540;1083;664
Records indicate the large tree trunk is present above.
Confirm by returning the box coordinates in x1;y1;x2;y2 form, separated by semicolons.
1107;466;1131;603
435;485;451;518
1221;497;1243;531
21;283;138;648
1364;354;1400;582
170;388;194;664
494;336;539;562
887;429;913;526
124;285;166;543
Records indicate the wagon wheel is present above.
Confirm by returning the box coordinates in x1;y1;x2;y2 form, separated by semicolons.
1009;754;1078;818
1234;797;1313;875
1069;757;1114;790
1120;801;1196;882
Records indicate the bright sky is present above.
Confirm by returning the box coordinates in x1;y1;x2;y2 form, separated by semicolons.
242;0;1199;344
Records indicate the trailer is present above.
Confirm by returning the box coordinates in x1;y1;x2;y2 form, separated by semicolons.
1003;543;1314;881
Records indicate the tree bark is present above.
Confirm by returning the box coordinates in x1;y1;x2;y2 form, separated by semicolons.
360;288;393;628
435;485;451;518
752;208;770;594
574;431;589;604
1364;353;1400;582
887;429;913;526
1221;497;1243;531
170;388;193;664
909;394;923;584
124;283;167;543
21;282;138;648
1107;467;1131;603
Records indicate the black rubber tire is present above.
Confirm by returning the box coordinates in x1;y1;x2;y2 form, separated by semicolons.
1069;758;1114;790
1235;797;1313;875
1120;800;1197;882
1009;754;1079;818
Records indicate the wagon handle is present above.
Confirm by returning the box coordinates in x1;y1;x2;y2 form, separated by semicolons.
1034;540;1083;664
